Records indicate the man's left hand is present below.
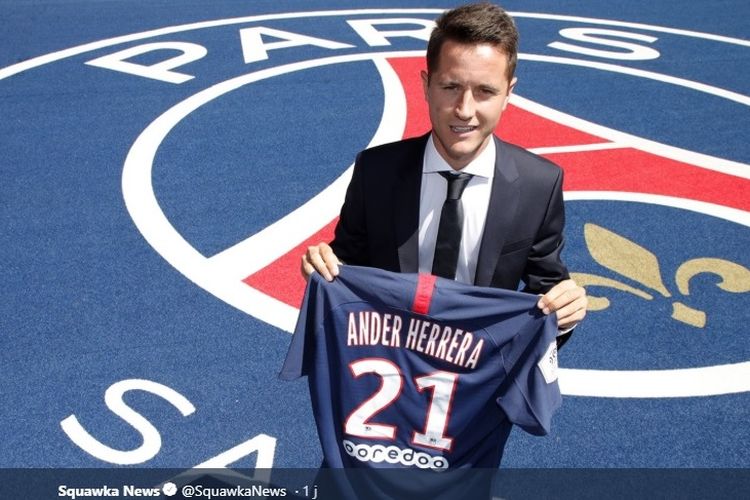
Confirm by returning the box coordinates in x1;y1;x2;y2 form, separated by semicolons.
537;279;587;331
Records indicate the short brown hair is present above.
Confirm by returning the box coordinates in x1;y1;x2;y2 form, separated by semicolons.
426;2;519;81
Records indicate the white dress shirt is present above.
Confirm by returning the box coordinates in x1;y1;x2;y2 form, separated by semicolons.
418;135;496;284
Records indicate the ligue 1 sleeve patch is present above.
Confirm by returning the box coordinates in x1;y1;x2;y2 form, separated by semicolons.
537;341;559;384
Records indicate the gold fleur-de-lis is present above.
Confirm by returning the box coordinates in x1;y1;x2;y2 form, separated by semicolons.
571;224;750;328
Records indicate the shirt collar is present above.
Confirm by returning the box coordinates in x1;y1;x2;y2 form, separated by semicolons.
423;134;496;179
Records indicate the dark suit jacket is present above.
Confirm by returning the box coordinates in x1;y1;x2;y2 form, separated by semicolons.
331;133;570;295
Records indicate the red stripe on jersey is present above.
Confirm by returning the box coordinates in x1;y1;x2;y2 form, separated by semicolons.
412;274;437;315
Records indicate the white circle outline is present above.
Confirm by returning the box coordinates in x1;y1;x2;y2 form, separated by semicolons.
122;50;750;398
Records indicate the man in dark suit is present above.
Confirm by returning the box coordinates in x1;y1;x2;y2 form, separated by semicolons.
301;2;587;337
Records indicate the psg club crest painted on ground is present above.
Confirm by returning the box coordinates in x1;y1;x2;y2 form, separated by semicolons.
10;8;747;397
107;10;750;398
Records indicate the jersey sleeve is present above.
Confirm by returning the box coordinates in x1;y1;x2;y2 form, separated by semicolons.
278;274;324;380
495;313;562;436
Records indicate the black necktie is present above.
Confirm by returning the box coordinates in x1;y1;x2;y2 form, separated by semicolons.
432;171;472;279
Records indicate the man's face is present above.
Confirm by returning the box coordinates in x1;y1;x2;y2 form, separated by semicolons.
422;40;516;170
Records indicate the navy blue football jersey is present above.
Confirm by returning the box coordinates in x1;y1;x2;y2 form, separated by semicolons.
280;265;561;497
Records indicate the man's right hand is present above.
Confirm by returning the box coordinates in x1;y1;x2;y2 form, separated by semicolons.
301;242;341;282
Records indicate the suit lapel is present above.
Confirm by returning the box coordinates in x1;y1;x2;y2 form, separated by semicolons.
394;134;429;273
474;138;520;287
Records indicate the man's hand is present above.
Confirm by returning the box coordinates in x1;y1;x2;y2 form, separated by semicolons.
537;279;587;330
301;242;341;282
